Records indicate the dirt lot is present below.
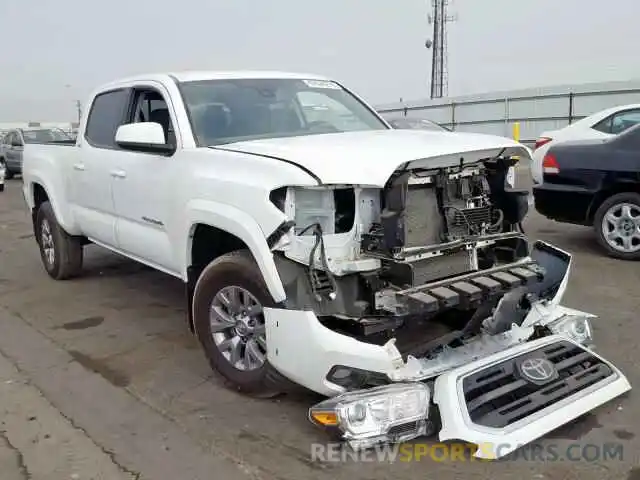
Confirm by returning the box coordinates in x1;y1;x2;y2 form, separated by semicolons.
1;168;639;480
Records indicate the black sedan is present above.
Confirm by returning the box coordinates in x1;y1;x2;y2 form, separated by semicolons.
532;123;640;260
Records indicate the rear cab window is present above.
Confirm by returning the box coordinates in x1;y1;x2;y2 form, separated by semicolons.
84;89;131;149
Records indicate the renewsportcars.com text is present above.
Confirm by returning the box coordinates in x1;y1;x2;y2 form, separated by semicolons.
310;442;625;463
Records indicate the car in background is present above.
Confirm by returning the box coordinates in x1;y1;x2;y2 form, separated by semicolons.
0;127;73;178
531;104;640;184
386;116;451;131
0;156;5;192
533;123;640;260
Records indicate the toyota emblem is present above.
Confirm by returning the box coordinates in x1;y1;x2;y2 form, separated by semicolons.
519;358;558;384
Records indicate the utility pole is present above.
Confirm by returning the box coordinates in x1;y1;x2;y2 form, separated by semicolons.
426;0;457;99
75;100;82;123
65;84;82;125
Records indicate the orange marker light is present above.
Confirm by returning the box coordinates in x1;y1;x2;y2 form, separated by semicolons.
310;411;339;426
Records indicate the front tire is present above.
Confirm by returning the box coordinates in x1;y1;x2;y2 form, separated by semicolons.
193;250;290;397
35;202;84;279
594;192;640;260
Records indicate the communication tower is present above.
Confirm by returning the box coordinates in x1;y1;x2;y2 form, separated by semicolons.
426;0;457;99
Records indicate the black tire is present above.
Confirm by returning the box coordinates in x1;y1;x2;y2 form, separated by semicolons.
0;184;4;192
193;249;293;398
593;192;640;261
35;202;84;279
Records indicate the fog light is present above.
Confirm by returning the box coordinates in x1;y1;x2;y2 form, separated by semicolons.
308;383;430;449
548;315;593;345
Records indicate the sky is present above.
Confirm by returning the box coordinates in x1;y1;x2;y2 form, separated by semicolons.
1;0;638;122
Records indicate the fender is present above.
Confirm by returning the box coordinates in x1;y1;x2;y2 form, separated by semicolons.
184;199;287;303
22;169;80;235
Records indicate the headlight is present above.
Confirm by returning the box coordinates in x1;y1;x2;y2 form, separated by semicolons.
308;383;430;449
548;315;593;345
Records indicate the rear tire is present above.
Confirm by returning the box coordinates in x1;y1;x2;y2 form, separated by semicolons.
593;192;640;261
193;249;292;398
35;202;84;279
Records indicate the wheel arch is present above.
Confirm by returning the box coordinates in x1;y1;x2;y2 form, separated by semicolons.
184;200;287;307
587;180;640;224
26;180;72;232
24;169;79;234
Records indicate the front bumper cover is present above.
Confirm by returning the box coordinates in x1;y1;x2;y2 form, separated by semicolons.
264;241;577;396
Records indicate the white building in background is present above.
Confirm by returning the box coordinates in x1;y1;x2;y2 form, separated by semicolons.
375;78;640;145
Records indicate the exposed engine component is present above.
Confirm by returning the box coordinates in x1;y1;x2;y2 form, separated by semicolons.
270;157;536;347
361;158;527;256
439;168;502;241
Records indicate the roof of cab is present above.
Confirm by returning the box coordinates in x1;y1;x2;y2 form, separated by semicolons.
97;70;333;91
169;70;332;82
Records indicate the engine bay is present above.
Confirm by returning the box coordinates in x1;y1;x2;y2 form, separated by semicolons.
270;156;538;356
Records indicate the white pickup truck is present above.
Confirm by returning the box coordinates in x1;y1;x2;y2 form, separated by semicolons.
22;71;630;459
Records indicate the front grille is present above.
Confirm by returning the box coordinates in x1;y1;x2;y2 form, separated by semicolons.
462;341;615;429
388;421;421;437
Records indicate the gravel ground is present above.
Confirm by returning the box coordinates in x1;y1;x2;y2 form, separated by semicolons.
0;166;638;480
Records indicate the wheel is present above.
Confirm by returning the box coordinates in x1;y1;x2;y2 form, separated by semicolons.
594;192;640;260
0;184;4;192
193;250;292;397
35;202;84;279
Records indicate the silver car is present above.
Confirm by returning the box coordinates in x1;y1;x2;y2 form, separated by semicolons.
0;128;72;178
386;117;451;131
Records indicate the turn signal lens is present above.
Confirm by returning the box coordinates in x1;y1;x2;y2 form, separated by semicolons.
310;411;339;426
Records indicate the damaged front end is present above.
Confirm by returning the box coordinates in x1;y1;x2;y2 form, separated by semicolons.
264;152;631;459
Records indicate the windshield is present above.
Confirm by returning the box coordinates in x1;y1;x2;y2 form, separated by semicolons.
178;78;389;146
22;129;71;144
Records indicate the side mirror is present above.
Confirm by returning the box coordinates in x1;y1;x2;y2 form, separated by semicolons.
115;123;174;155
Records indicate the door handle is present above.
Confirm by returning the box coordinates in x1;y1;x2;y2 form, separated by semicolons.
110;169;126;178
73;163;85;171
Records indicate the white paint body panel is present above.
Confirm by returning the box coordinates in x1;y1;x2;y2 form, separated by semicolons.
264;297;583;397
223;129;530;187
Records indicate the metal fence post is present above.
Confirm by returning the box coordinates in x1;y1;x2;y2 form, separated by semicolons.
568;92;574;124
504;97;510;136
451;102;456;130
